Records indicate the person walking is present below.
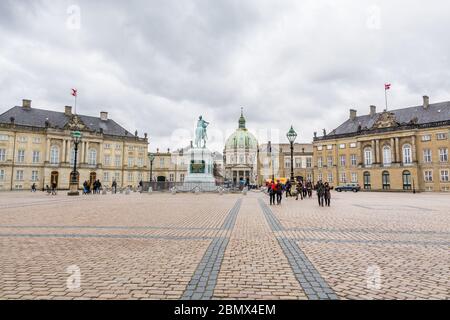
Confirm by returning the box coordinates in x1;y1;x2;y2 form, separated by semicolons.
296;181;303;200
268;181;276;206
315;181;325;207
307;181;313;198
324;182;333;207
31;183;36;193
285;180;292;198
51;182;57;196
276;180;283;205
112;180;117;194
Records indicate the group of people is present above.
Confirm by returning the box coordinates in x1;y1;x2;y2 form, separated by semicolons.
82;180;102;195
266;179;333;207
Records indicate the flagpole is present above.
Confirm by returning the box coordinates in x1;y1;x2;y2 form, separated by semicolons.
385;88;388;112
74;95;77;115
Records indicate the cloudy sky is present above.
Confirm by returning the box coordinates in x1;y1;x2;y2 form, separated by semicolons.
1;0;449;152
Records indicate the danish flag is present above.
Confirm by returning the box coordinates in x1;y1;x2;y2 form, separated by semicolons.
71;88;78;97
385;83;391;90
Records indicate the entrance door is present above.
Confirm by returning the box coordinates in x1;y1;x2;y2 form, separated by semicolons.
51;171;59;187
90;172;97;185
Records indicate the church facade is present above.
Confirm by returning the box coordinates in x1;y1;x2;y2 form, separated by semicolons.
313;96;449;192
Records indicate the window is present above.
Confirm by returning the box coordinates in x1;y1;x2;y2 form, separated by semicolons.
441;170;449;182
383;146;392;165
307;173;313;182
31;171;39;182
436;133;448;140
317;157;323;168
18;136;27;143
104;155;111;166
339;144;346;149
137;158;144;167
318;173;323;181
327;156;333;167
128;172;134;182
114;172;121;182
317;146;323;151
32;151;40;163
306;157;312;168
364;148;373;166
382;171;390;190
340;155;346;167
103;172;110;182
285;158;291;169
17;150;25;163
424;170;433;182
0;169;5;181
138;172;143;182
328;172;333;183
439;148;448;162
180;174;185;182
350;143;357;148
239;155;244;164
0;134;8;141
169;174;174;182
421;149;432;163
295;158;302;168
363;172;371;190
88;149;97;166
16;170;24;181
327;145;333;150
402;171;412;190
402;144;412;164
351;154;357;166
50;146;59;164
115;156;121;167
115;144;121;150
32;137;41;144
104;143;111;149
159;158;165;168
340;172;347;183
421;135;431;142
351;172;358;183
0;149;6;162
128;157;135;167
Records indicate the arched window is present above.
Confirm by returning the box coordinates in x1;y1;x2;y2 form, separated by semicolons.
403;144;412;164
363;171;371;190
88;149;97;166
50;146;59;164
403;170;412;190
383;146;392;166
364;147;373;166
382;171;390;190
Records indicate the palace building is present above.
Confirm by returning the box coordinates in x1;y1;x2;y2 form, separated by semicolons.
313;96;450;192
0;99;149;191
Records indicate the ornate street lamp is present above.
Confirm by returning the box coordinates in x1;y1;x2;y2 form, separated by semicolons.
286;126;298;182
68;130;82;196
149;153;155;183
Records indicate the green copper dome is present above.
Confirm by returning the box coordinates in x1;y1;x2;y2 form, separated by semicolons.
225;109;258;150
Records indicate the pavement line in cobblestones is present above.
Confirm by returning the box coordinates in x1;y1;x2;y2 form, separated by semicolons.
290;237;450;246
0;233;215;240
258;199;339;300
182;199;242;300
285;226;450;236
0;225;219;231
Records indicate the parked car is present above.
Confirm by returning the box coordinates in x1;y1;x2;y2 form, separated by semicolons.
335;183;361;192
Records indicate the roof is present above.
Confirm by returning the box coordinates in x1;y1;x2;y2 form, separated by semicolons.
0;106;134;137
326;101;450;138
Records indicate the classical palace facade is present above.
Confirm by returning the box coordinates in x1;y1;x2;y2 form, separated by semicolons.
0;100;149;190
313;96;449;192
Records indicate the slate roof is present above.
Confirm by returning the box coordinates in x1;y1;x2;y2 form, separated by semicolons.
328;101;450;137
0;106;134;137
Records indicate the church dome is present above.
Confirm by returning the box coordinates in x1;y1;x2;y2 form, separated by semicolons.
225;110;258;150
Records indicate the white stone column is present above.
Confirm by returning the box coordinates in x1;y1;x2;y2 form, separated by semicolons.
411;135;417;162
371;140;376;164
80;141;85;164
395;137;400;163
390;138;395;163
375;139;380;164
85;142;90;163
62;139;66;163
46;138;51;162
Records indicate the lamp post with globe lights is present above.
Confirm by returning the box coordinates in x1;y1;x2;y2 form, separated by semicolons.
286;126;298;182
68;130;82;196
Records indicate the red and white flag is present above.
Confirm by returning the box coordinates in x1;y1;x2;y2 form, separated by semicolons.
71;88;78;97
385;83;391;90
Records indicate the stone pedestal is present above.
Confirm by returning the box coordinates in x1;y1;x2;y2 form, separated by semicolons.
180;147;217;192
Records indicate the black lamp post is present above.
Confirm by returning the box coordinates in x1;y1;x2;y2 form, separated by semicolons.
149;153;155;184
286;126;298;182
68;131;82;196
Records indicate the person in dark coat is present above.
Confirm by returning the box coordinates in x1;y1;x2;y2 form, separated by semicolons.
296;181;303;200
268;181;276;206
285;180;292;198
112;180;117;194
324;182;333;207
276;180;283;205
315;181;325;207
307;181;313;198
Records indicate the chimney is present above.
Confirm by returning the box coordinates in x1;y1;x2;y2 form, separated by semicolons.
65;106;72;116
423;95;430;109
100;111;108;121
22;99;31;109
370;105;377;116
350;109;357;120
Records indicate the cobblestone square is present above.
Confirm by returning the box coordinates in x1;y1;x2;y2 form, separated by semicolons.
0;191;448;300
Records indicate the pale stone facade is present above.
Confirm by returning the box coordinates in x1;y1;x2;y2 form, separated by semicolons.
313;96;449;192
0;100;149;190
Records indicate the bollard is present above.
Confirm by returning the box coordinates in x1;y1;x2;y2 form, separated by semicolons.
242;189;247;196
125;187;131;195
218;187;224;196
148;187;153;194
171;187;177;195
